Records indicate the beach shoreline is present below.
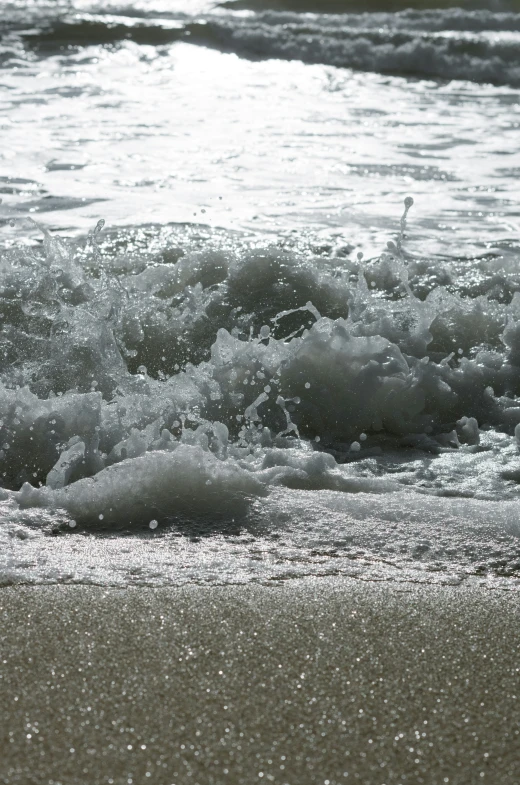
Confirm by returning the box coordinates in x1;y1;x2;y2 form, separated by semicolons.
1;577;519;785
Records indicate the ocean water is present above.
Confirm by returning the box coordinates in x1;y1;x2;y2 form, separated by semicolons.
1;0;520;588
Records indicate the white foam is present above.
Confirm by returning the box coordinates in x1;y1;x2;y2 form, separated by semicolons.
16;445;266;525
1;202;520;583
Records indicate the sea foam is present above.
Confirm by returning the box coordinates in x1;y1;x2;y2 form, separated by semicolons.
0;200;519;529
0;199;519;585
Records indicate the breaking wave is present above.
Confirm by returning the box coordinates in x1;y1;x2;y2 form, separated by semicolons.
0;201;519;517
8;6;520;87
1;202;520;585
191;14;520;86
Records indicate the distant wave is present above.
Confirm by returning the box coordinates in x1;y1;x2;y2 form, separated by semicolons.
11;8;520;87
220;0;520;12
231;9;520;33
191;15;520;86
18;17;186;49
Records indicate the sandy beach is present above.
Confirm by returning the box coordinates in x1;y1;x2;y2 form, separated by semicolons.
1;578;519;785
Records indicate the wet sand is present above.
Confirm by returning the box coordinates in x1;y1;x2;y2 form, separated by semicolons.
1;578;519;785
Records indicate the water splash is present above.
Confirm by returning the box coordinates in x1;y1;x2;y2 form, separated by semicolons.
0;200;519;527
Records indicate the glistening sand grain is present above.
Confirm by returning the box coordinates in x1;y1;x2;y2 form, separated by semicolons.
1;578;519;785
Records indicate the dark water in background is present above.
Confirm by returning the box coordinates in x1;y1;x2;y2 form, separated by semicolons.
1;0;520;588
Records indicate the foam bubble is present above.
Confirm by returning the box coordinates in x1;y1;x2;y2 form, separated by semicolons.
1;207;520;533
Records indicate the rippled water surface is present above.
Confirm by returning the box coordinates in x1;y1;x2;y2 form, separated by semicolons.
1;0;520;588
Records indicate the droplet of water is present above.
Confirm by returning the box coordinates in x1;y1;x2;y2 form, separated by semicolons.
149;520;158;530
404;196;414;209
